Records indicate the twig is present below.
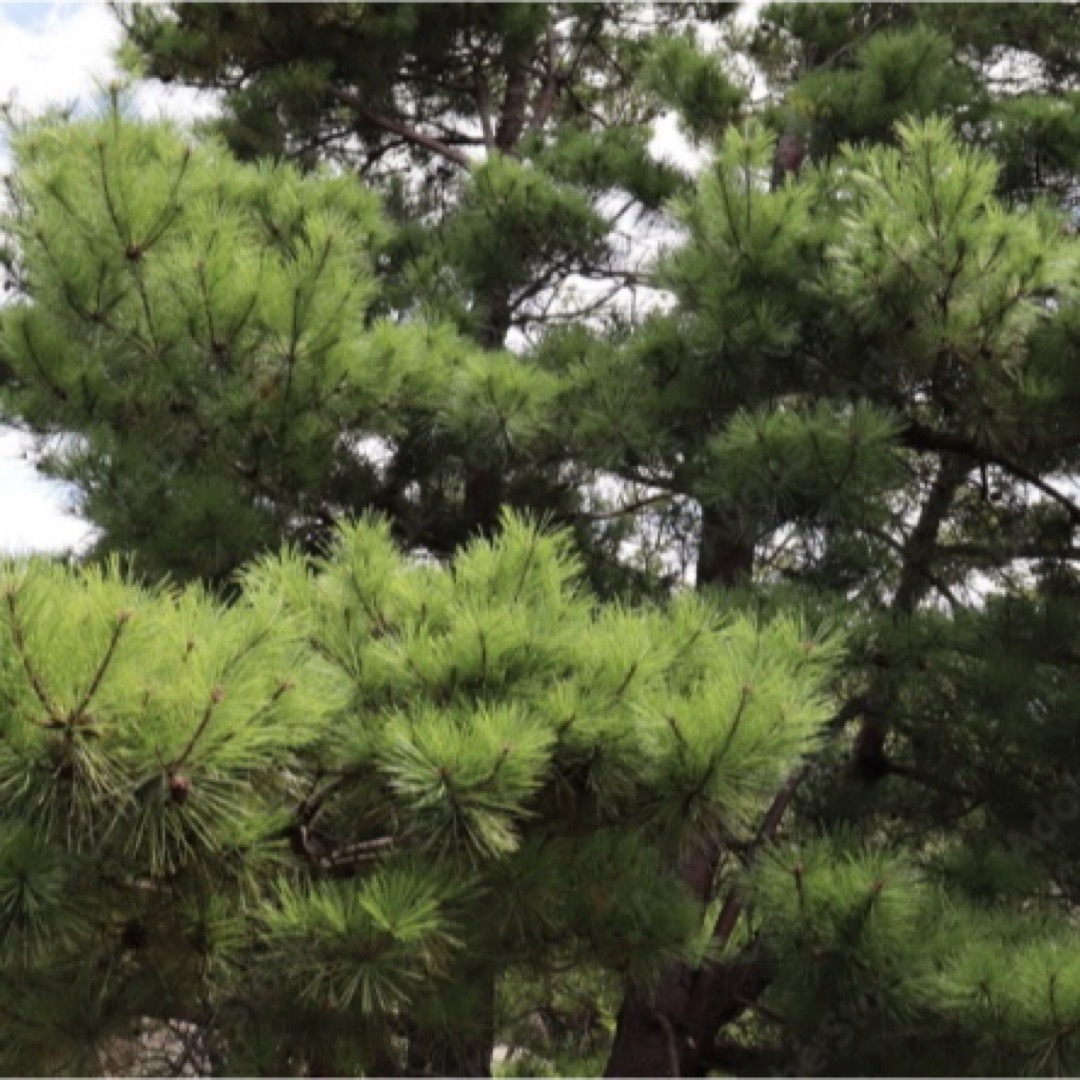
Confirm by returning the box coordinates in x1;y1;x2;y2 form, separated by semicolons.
3;587;59;722
70;610;131;721
331;89;470;168
171;687;225;771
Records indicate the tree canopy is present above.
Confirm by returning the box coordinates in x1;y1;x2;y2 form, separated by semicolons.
2;2;1080;1076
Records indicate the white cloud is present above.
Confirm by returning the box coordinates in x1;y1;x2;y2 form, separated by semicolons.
0;3;118;113
0;2;215;122
0;430;95;556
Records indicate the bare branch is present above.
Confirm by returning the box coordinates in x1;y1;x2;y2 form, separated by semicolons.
579;492;673;521
330;88;470;168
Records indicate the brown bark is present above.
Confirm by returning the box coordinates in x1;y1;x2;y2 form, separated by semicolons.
464;463;506;538
605;947;771;1076
463;280;512;537
892;457;968;619
605;981;693;1077
771;131;806;189
605;833;725;1077
855;455;967;781
605;506;756;1076
682;956;773;1075
495;60;529;153
695;502;754;588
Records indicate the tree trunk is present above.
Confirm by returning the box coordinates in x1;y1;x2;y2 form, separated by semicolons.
605;831;725;1077
604;836;774;1077
463;282;513;538
695;502;753;588
855;456;967;780
464;463;506;538
605;506;755;1076
461;29;539;542
605;988;689;1078
408;973;495;1077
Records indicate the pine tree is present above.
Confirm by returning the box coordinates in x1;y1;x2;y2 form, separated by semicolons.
595;111;1080;1078
0;512;838;1076
3;3;1080;1077
115;2;741;569
588;8;1080;1074
0;94;556;582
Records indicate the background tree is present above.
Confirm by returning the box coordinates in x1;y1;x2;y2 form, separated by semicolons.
743;3;1080;202
116;2;742;575
593;112;1080;1077
587;6;1080;1073
0;98;556;582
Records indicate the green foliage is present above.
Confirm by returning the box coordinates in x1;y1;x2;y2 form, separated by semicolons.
0;553;335;1074
661;121;825;362
528;124;686;211
0;557;327;873
705;404;903;526
742;839;1080;1076
939;931;1080;1076
0;100;378;579
752;837;924;957
7;3;1080;1075
642;33;745;144
260;868;463;1013
827;118;1073;390
0;514;838;1073
790;27;975;157
0;100;561;579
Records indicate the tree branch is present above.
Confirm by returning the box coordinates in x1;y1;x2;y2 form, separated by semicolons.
936;541;1080;563
528;19;561;134
71;610;131;722
864;523;962;613
900;422;1080;525
579;492;673;521
330;89;470;168
3;586;59;722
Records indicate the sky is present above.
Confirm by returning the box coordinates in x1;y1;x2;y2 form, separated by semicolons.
0;1;216;555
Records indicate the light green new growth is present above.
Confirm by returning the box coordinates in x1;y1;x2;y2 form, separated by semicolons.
0;513;837;1074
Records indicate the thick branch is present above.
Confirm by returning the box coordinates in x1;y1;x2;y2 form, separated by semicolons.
528;20;560;134
900;422;1080;525
709;764;809;954
330;89;470;168
891;456;968;617
865;524;961;613
293;828;396;873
